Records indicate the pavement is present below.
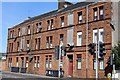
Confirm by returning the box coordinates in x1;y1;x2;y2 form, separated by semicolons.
1;71;82;80
1;71;57;80
1;71;118;80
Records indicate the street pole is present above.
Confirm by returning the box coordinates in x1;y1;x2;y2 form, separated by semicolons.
58;45;62;78
113;53;115;80
96;30;99;79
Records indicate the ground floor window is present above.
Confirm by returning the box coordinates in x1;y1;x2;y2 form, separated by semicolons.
45;55;52;69
26;57;28;68
93;59;96;70
37;56;40;68
100;59;104;70
46;56;49;69
34;56;37;68
21;57;24;68
77;54;82;69
16;57;18;67
49;55;52;69
8;58;12;68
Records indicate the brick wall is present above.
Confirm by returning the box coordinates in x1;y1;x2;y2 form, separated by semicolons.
6;2;112;78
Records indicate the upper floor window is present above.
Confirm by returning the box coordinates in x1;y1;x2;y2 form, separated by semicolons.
10;31;12;38
50;36;53;48
93;8;98;21
61;16;64;27
38;38;40;50
27;40;30;48
77;32;82;46
93;29;98;43
17;42;20;51
28;26;30;34
39;22;42;32
60;34;64;45
11;43;13;52
36;23;39;33
35;39;38;50
47;20;50;30
78;12;82;23
10;30;14;38
22;27;25;36
46;37;49;48
18;28;20;36
99;28;104;43
68;13;74;26
99;6;104;20
51;19;54;29
36;22;42;33
13;30;14;38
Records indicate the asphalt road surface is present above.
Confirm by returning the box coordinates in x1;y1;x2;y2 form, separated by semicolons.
1;71;83;80
1;71;58;80
1;71;113;80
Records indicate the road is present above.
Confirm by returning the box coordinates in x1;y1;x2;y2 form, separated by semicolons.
1;71;110;80
1;71;57;80
1;71;81;80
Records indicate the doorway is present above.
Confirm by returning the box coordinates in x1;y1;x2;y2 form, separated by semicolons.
67;55;73;77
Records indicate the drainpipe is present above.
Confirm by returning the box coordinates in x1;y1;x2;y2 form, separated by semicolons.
86;5;88;78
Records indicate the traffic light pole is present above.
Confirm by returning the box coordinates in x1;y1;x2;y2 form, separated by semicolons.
113;53;115;80
58;45;62;78
96;40;98;79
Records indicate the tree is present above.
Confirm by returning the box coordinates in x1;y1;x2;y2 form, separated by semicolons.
112;41;120;70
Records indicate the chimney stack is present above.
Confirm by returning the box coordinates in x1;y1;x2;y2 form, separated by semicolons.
58;0;73;9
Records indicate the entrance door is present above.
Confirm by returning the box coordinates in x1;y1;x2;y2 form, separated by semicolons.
68;55;73;77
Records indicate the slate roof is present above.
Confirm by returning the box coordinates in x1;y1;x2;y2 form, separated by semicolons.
12;2;94;28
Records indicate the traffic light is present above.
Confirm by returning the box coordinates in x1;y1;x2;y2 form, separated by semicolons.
99;41;106;59
88;43;95;55
61;46;66;56
54;46;59;60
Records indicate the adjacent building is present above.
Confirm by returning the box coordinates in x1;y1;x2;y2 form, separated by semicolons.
6;1;113;78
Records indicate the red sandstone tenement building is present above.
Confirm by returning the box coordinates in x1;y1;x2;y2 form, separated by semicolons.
6;1;113;78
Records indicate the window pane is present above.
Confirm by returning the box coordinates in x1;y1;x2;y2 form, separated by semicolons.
100;60;104;69
94;59;96;69
78;61;81;69
77;32;82;46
